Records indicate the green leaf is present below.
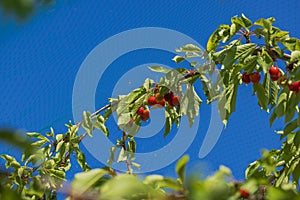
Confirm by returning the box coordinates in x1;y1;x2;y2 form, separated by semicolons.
280;37;300;51
117;112;131;128
49;169;66;180
176;44;201;52
44;160;55;169
253;84;268;110
218;94;227;126
0;154;20;169
172;55;186;63
25;153;43;166
223;80;239;114
258;52;273;73
243;55;258;71
127;137;136;159
180;85;202;127
290;51;300;63
275;92;287;117
254;17;275;31
143;78;154;91
241;14;252;28
175;155;189;184
275;30;289;38
46;127;55;137
100;175;165;200
275;169;288;187
222;46;236;69
218;80;239;126
116;96;131;117
206;30;220;52
253;82;268;110
107;146;117;167
67;124;78;137
283;119;298;136
164;117;172;138
26;132;50;142
82;111;93;137
94;115;109;137
230;23;240;36
231;15;247;29
144;175;183;191
31;139;48;148
127;138;136;153
148;65;170;73
76;150;89;171
71;168;109;196
234;43;256;60
254;27;269;40
292;160;300;183
131;162;141;169
269;80;279;108
117;148;128;163
55;133;64;141
286;91;299;114
190;61;198;67
263;73;270;108
123;119;141;136
245;161;260;179
56;140;65;152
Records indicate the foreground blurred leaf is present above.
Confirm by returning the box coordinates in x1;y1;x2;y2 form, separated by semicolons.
71;168;109;196
0;129;32;152
100;175;165;200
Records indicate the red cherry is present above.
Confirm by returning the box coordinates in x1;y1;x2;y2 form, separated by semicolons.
272;72;280;81
148;96;157;106
269;66;279;74
249;72;261;84
136;106;144;115
288;81;300;93
164;92;174;101
242;72;251;84
239;189;250;198
157;99;165;107
171;96;180;106
269;66;280;81
140;110;150;121
168;99;175;107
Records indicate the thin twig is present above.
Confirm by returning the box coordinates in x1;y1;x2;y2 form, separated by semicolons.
91;103;112;118
75;103;112;129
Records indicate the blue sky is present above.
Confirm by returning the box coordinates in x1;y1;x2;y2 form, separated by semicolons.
1;0;300;184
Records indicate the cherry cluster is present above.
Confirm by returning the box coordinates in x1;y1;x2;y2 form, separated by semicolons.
136;91;180;121
241;71;261;84
241;66;300;94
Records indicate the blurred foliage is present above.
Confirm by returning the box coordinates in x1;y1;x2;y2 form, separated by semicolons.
0;0;54;19
0;129;32;150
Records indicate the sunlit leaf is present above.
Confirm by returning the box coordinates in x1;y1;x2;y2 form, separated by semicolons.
175;155;189;184
82;111;93;137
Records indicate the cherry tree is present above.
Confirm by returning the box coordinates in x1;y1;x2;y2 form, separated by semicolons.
1;14;300;200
